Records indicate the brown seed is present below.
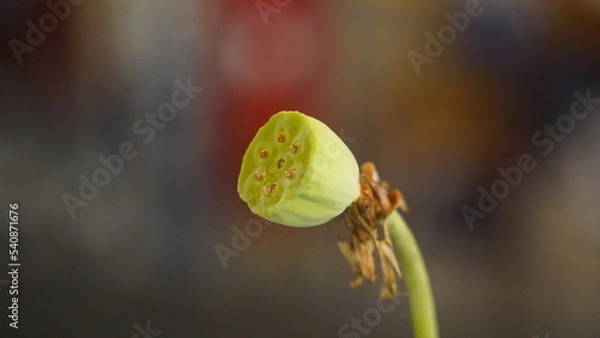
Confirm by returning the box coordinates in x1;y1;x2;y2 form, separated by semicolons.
254;170;265;180
276;134;286;143
260;149;269;158
263;184;276;194
289;144;298;153
284;169;295;179
277;159;285;169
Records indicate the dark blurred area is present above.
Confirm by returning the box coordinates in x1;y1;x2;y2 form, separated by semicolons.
1;0;599;337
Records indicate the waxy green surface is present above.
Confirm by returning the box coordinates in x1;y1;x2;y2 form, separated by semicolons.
237;111;360;227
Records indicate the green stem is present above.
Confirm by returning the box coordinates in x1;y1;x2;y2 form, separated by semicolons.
385;210;439;338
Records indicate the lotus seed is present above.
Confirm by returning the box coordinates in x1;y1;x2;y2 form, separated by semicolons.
263;184;276;194
254;170;265;180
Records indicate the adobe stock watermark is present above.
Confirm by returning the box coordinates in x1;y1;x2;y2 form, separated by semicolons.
61;78;203;219
214;217;273;269
312;127;357;174
255;0;292;25
338;291;409;338
8;0;85;64
130;320;162;338
407;0;494;76
462;88;600;230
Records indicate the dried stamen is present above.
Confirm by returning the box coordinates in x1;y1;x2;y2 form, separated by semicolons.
338;162;407;300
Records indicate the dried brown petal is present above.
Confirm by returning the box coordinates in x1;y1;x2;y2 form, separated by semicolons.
338;162;408;299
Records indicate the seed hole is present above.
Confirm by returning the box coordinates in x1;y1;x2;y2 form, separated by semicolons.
276;134;286;143
290;144;298;153
284;169;295;179
259;149;269;158
277;159;285;169
254;170;265;180
263;184;276;194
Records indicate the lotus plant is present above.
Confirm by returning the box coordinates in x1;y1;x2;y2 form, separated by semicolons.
237;111;439;338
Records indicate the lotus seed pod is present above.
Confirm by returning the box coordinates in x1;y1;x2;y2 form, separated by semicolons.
237;111;360;227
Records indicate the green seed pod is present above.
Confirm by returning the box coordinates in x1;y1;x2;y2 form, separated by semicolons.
237;111;360;227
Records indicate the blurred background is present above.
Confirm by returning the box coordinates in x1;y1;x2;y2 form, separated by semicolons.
1;0;599;337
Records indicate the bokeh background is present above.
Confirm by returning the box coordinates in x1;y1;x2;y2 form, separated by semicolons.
1;0;599;337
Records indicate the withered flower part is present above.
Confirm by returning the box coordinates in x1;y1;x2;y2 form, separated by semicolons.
238;112;438;337
337;162;409;299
